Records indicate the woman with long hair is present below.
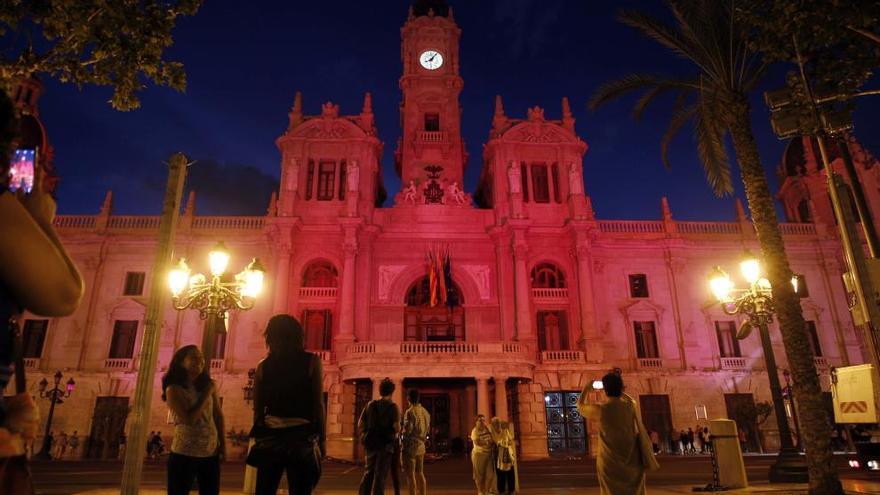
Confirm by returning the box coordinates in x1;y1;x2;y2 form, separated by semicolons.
470;414;496;495
251;314;324;495
576;373;658;495
162;345;225;495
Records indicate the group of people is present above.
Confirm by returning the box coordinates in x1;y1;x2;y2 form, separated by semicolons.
38;430;80;459
676;426;712;454
469;414;519;495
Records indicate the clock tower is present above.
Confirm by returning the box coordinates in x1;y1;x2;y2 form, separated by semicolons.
395;0;467;203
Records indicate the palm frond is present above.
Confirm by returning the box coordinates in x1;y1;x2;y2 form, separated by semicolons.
588;74;696;111
659;94;697;170
693;99;733;196
632;87;666;121
617;9;721;81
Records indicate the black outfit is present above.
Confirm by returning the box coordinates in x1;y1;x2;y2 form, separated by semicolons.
357;398;400;495
252;350;324;495
167;453;220;495
497;469;516;494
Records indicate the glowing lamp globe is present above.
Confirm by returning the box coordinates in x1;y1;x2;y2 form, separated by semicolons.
708;266;733;302
209;241;231;277
168;259;190;296
66;377;76;393
240;258;265;298
739;253;761;285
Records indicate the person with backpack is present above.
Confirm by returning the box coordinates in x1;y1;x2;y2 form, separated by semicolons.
401;389;430;495
358;378;400;495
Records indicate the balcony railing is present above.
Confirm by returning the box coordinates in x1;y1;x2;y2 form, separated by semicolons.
401;342;478;354
637;358;663;369
531;288;569;300
299;287;338;299
720;357;749;370
814;356;829;369
104;358;133;370
677;221;741;235
348;343;376;355
23;358;40;369
598;220;664;234
210;359;225;371
53;215;95;229
312;350;333;362
540;350;584;362
417;130;448;143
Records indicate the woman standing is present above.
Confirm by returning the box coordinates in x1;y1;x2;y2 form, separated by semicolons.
162;345;225;495
251;315;324;495
576;373;658;495
470;414;496;495
492;418;518;495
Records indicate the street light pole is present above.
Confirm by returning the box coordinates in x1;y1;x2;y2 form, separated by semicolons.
709;258;808;482
36;371;75;460
782;369;803;451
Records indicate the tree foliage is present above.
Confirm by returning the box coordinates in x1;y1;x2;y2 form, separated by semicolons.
738;0;880;113
0;0;202;110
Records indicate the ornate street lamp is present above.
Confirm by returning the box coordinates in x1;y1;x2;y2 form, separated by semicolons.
243;368;257;403
169;241;266;364
37;371;75;459
708;252;807;482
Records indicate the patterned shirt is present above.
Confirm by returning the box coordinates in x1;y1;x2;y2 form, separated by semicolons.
169;385;218;458
402;403;431;456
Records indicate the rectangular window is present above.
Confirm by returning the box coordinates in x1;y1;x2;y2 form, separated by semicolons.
302;309;332;350
338;160;347;200
629;274;649;298
317;161;336;201
531;163;550;203
520;162;529;202
793;274;809;298
22;319;48;358
537;310;569;351
305;160;315;200
550;163;560;203
715;321;742;357
634;321;659;358
123;272;146;296
805;321;822;357
109;320;139;359
424;113;440;131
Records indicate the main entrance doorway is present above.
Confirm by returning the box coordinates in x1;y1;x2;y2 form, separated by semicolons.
724;393;761;452
639;394;673;453
420;393;451;454
544;391;587;456
86;396;129;459
403;378;472;456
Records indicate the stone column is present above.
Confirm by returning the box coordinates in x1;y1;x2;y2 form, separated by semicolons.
476;378;490;418
464;383;476;429
372;378;381;400
574;243;601;362
492;231;516;341
272;246;292;314
513;241;534;340
494;377;509;420
338;238;358;342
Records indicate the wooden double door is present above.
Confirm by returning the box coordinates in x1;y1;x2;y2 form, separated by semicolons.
86;396;129;459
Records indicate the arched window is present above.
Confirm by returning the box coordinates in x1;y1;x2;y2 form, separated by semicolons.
404;276;465;341
531;263;565;289
302;261;338;287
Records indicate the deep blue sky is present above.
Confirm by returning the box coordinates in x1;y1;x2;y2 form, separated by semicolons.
39;0;880;220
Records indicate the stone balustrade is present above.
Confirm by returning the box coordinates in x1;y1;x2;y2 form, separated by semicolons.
417;130;448;143
299;287;338;299
540;350;584;362
401;342;478;354
343;341;530;360
531;287;568;300
720;356;749;370
210;359;225;371
598;220;664;234
53;215;95;229
104;358;133;370
23;358;39;369
192;216;264;229
814;356;829;369
637;357;663;369
677;221;741;235
54;215;264;231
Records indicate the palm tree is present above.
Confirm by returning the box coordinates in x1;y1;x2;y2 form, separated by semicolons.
589;2;842;494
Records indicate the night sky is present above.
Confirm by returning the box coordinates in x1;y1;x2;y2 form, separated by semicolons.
38;0;880;220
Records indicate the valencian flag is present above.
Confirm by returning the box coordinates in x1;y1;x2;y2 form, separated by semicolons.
427;246;457;308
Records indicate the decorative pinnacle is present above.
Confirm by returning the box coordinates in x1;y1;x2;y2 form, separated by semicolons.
362;92;373;114
293;91;302;114
494;94;505;116
661;196;672;221
562;97;572;118
100;190;113;214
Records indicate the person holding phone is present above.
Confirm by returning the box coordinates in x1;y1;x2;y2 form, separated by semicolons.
0;91;83;487
577;373;659;495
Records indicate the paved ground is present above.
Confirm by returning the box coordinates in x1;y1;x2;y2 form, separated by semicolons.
30;454;880;495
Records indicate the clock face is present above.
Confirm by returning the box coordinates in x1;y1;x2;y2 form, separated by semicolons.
419;50;444;70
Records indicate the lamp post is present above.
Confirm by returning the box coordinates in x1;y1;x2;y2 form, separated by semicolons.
36;371;75;459
168;241;265;363
781;369;803;452
709;253;808;482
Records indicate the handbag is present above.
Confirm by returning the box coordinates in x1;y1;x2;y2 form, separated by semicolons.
0;316;36;494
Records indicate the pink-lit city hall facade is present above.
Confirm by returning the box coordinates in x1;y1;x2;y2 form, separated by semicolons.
23;4;880;461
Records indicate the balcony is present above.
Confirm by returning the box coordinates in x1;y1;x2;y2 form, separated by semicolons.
210;359;225;371
299;287;338;300
531;288;569;301
540;350;584;363
637;358;663;369
720;357;749;370
104;358;133;370
310;350;334;363
401;342;478;354
416;130;448;143
814;356;829;369
23;358;40;369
